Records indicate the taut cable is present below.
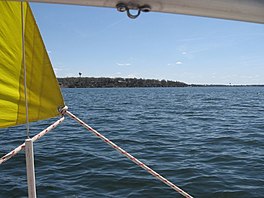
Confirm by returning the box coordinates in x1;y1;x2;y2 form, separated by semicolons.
65;110;193;198
0;117;64;165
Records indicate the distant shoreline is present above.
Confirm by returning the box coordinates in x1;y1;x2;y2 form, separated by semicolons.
57;77;264;88
57;77;188;88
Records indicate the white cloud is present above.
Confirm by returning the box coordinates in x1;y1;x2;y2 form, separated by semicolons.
181;51;187;55
116;63;131;66
126;74;137;78
53;64;69;77
168;61;183;66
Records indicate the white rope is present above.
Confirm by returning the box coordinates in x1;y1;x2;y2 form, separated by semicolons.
64;109;193;198
0;117;64;165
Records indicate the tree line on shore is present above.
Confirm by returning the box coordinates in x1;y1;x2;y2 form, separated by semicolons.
57;77;188;88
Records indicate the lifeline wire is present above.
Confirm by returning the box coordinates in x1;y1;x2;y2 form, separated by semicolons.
65;110;193;198
21;1;30;138
0;117;64;165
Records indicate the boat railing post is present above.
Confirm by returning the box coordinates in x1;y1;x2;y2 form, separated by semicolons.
25;139;37;198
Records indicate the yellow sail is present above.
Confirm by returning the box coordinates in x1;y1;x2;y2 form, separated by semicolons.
0;1;64;128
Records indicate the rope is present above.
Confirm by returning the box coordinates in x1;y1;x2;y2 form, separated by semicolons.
0;117;64;165
21;1;30;138
64;110;193;198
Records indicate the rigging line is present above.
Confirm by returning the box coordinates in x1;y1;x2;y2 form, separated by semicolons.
64;109;193;198
0;117;65;165
21;1;30;138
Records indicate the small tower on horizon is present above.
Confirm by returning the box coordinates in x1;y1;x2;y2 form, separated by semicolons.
79;72;82;78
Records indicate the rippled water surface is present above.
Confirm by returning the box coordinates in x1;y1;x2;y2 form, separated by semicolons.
1;87;264;197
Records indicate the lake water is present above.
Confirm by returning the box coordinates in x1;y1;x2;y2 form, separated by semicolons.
1;87;264;198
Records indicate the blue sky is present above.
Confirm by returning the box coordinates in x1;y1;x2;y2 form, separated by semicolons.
31;3;264;85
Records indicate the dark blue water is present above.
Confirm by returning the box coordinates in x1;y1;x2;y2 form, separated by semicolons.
1;87;264;198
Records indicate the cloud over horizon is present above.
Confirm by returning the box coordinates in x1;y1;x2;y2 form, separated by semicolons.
116;63;131;66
